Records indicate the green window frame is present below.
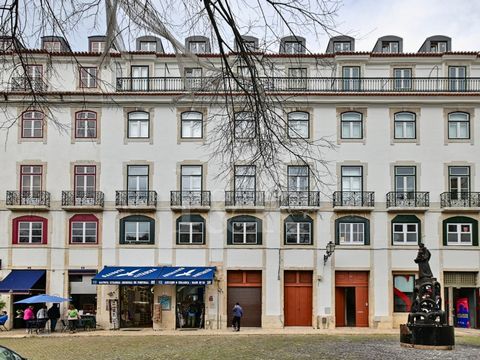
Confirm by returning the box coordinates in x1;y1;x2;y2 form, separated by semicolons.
335;215;370;245
176;214;205;245
227;215;262;245
391;215;421;245
284;214;313;245
119;215;155;245
442;216;478;246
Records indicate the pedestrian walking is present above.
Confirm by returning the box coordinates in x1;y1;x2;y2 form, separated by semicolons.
232;302;243;332
67;304;79;333
23;305;35;333
47;304;60;332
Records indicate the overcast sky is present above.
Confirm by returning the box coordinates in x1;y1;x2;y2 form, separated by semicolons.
62;0;478;53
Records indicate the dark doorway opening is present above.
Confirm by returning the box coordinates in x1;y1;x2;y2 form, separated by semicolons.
345;287;356;326
119;286;153;328
176;285;205;329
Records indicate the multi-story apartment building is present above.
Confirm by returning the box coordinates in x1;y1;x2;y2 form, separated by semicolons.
0;33;479;331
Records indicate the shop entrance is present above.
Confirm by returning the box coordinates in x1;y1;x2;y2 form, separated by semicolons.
444;271;479;329
176;285;205;329
227;270;262;327
335;271;369;327
284;271;313;326
119;286;153;328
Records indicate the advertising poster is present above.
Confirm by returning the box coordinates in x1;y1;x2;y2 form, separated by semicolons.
456;297;470;328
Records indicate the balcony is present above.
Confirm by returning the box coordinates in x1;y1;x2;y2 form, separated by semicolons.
440;192;480;211
6;191;50;210
10;77;47;92
332;191;375;210
170;191;211;211
115;190;157;211
280;191;320;210
115;76;480;93
386;192;429;211
61;191;104;211
225;191;265;211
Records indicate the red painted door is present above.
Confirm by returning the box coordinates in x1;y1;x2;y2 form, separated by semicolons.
335;287;346;327
284;271;312;326
355;286;369;327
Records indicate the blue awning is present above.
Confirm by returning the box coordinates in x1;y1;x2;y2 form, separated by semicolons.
157;267;216;285
0;270;45;294
92;266;216;285
92;266;163;285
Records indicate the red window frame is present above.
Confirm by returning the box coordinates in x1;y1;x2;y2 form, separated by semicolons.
21;111;44;138
20;165;43;193
12;215;48;244
74;165;96;195
69;214;99;244
79;67;98;88
74;111;97;138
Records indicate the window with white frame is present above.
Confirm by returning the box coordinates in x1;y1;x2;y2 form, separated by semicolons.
333;41;351;52
393;68;412;90
124;221;151;243
139;41;157;51
288;112;309;138
71;221;97;243
342;66;360;91
75;111;97;138
449;66;467;91
18;221;43;243
43;41;61;52
287;68;307;89
128;111;149;138
430;41;447;53
21;111;44;138
447;224;472;245
341;112;362;139
178;222;204;244
394;112;416;139
448;112;470;139
90;41;105;53
285;222;311;244
283;41;303;54
234;111;255;139
232;222;257;244
181;111;203;138
392;220;419;245
339;223;365;244
79;67;98;88
382;41;399;53
188;41;206;53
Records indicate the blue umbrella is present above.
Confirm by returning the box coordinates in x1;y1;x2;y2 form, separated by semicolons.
14;294;71;304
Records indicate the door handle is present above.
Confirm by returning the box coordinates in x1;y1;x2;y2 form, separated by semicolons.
365;303;368;307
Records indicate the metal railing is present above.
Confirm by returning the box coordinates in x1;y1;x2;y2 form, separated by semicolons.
280;191;320;207
170;191;211;207
62;191;104;207
6;190;50;207
115;190;157;207
225;191;265;207
10;77;47;92
115;76;480;93
333;191;375;207
440;192;480;208
386;191;430;208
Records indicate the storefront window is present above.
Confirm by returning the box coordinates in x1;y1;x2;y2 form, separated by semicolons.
393;274;415;312
119;286;153;328
176;285;205;329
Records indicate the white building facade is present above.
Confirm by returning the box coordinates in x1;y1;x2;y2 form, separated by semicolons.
0;34;479;331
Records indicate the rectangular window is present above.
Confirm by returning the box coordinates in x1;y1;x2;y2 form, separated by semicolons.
232;222;257;244
185;68;203;90
393;274;415;312
178;222;204;244
341;166;363;192
90;41;105;53
342;66;360;91
288;112;309;138
382;41;399;53
43;41;61;52
287;68;307;89
393;68;412;90
430;41;447;53
71;222;97;243
234;112;255;139
234;165;256;192
287;166;309;191
449;66;466;91
26;65;42;79
333;42;351;52
188;41;206;54
131;66;149;91
124;221;151;243
394;166;416;193
140;41;157;51
20;165;42;194
447;224;472;245
79;67;98;88
449;166;470;200
18;222;43;243
393;223;418;244
181;165;202;192
394;112;416;139
22;111;43;138
340;112;362;139
181;112;203;138
285;222;311;244
75;111;97;138
284;41;303;54
448;112;470;139
339;223;365;244
128;112;149;138
74;165;96;198
127;165;149;192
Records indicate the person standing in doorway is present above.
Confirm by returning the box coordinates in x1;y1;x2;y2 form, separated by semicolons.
67;304;79;333
47;304;60;332
232;302;243;332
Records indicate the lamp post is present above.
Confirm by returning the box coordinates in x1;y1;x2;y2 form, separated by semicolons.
323;241;336;265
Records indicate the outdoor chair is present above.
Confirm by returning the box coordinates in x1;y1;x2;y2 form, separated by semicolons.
0;316;8;331
60;319;69;332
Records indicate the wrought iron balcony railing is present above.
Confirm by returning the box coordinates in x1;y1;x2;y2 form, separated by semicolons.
115;190;157;207
115;76;480;93
386;191;430;208
225;191;265;207
280;191;320;207
170;191;211;207
6;190;50;207
62;191;104;207
440;192;480;208
333;191;375;207
10;76;47;92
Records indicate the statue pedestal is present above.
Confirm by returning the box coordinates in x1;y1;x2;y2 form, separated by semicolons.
400;324;455;350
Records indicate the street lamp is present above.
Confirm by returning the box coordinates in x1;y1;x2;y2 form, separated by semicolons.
323;241;336;265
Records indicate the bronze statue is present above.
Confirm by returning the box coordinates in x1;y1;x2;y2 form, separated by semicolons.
414;243;433;279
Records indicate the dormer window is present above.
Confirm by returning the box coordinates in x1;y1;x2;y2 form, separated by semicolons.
140;41;157;52
284;41;303;54
382;41;399;53
188;41;207;54
333;42;351;53
243;41;256;51
43;41;61;52
90;41;105;53
430;41;447;53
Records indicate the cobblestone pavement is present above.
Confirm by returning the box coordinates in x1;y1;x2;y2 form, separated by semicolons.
0;334;479;360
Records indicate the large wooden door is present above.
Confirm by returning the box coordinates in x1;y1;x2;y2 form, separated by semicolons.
355;286;369;327
227;271;262;327
284;271;312;326
335;287;346;327
335;271;369;327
